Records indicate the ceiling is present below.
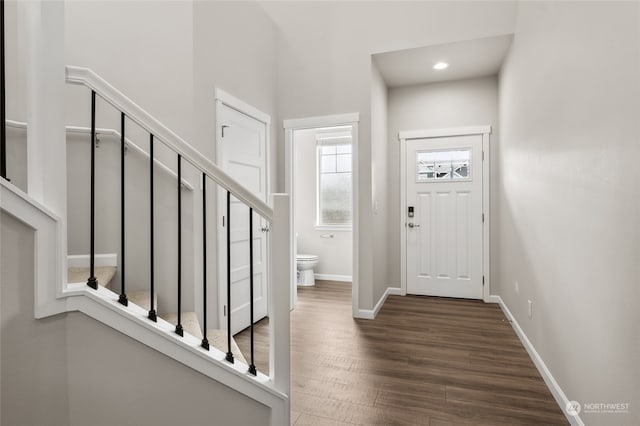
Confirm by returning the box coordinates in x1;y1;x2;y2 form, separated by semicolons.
373;34;514;88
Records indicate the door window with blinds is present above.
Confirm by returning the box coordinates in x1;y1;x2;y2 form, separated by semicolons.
316;131;352;228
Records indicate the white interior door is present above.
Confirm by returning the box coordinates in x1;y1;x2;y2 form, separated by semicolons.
405;135;483;299
217;103;268;335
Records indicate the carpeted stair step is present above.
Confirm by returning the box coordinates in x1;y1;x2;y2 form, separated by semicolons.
68;266;117;288
206;329;247;364
160;311;204;339
69;277;249;364
155;311;248;364
127;290;157;312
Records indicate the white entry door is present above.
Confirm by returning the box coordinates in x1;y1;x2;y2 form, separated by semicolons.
217;103;269;335
405;134;483;299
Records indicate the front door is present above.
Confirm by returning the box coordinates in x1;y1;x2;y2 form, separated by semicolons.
217;103;268;334
405;134;483;299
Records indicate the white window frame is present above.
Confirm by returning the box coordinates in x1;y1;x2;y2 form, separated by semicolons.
315;139;353;231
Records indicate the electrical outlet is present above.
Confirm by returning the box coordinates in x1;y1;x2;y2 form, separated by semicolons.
528;300;533;319
515;280;520;295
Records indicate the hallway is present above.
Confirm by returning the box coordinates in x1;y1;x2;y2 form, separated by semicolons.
235;281;567;425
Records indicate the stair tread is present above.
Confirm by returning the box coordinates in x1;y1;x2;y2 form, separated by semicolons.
150;310;248;364
68;266;117;288
160;312;203;340
68;278;249;365
127;290;157;312
206;329;247;364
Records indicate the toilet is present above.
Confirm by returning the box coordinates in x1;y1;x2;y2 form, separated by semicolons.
296;254;319;286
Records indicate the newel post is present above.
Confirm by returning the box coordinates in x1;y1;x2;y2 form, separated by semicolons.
269;194;291;399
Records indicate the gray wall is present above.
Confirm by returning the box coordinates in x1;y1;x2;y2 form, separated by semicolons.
5;127;28;193
294;128;353;278
65;312;269;426
387;76;500;294
265;0;517;309
1;212;71;426
1;212;271;426
498;2;640;425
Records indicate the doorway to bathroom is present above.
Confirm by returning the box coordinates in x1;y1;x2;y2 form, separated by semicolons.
284;114;359;316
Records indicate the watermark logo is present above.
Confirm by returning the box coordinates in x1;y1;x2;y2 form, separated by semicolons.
583;402;630;414
565;400;631;417
565;400;581;417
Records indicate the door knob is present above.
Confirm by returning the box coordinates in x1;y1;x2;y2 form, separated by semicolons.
261;226;270;233
407;223;420;228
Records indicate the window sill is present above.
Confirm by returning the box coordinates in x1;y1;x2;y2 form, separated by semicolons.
314;225;352;232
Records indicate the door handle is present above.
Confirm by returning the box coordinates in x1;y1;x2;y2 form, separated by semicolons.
261;226;270;233
407;223;420;228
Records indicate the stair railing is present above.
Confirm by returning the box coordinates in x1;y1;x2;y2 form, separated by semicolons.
65;66;290;393
5;119;196;191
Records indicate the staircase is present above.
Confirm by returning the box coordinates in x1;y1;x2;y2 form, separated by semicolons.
0;63;291;425
70;266;248;363
73;272;251;361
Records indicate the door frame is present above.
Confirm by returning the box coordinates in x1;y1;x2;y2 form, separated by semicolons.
283;113;360;316
399;126;492;302
214;88;271;331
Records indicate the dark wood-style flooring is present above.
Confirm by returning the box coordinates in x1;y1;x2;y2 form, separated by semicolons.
235;281;567;425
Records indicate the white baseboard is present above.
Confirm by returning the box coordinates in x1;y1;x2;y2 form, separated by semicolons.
355;286;402;320
314;273;352;282
68;253;118;268
495;296;584;426
387;287;403;296
485;294;501;304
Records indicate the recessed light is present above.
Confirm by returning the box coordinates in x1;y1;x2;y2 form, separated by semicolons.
433;62;449;70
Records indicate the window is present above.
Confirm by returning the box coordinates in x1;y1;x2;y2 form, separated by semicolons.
416;149;471;182
317;138;352;228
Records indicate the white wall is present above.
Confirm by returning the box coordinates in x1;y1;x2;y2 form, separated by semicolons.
371;63;390;300
294;128;352;278
264;0;517;310
387;76;500;294
498;2;640;425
